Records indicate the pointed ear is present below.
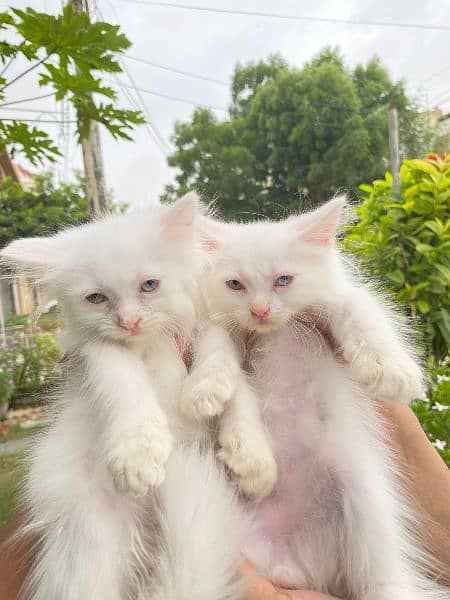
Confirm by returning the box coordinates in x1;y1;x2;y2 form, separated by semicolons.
199;216;227;253
0;236;60;279
294;195;347;246
160;192;200;240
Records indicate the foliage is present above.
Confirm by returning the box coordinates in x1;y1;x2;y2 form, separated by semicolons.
163;50;434;220
0;172;89;247
37;310;62;333
4;313;28;328
412;362;450;467
0;344;16;402
345;154;450;362
0;422;47;442
0;332;63;407
0;4;144;164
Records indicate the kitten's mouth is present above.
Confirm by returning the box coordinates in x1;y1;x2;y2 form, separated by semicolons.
249;317;279;332
115;326;143;338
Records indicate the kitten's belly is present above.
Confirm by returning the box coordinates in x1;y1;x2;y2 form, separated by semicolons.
245;330;346;590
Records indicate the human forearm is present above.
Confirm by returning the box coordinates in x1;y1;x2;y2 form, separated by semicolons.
379;400;450;582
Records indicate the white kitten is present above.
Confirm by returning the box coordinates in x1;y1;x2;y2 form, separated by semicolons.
184;197;448;599
1;195;245;600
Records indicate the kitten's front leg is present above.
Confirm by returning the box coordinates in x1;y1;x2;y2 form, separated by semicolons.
218;376;277;502
82;343;173;496
180;323;242;421
326;288;425;403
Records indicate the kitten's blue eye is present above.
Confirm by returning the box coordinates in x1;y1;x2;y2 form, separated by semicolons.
274;275;293;287
226;279;245;291
141;279;160;293
86;292;108;304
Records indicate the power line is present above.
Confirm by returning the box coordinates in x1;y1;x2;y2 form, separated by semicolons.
414;64;450;86
430;87;450;104
0;106;62;114
110;76;403;119
116;0;450;32
116;67;170;155
0;92;55;108
433;94;450;107
0;117;77;123
0;56;15;79
124;54;228;86
112;79;228;112
100;1;170;155
0;52;53;93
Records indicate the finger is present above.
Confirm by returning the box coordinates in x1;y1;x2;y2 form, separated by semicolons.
238;559;279;599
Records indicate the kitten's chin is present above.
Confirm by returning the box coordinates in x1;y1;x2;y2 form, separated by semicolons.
247;320;284;334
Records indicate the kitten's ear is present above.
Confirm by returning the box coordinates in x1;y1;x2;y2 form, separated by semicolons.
199;216;225;252
294;195;347;246
0;236;60;279
160;192;200;240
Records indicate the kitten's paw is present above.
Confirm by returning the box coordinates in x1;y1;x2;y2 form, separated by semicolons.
218;426;277;501
342;340;424;403
180;359;237;421
272;562;306;589
109;420;173;496
374;354;424;404
342;340;383;387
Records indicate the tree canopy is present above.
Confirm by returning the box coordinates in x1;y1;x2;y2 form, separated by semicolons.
163;49;433;220
0;173;89;247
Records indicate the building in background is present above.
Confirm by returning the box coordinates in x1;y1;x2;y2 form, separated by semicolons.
0;150;36;190
0;151;39;329
426;107;450;152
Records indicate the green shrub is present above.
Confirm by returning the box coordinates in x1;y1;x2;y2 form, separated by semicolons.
412;361;450;467
345;154;450;363
4;314;30;328
0;343;16;407
0;332;63;408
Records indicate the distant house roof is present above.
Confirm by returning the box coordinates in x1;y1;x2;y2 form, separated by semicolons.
0;151;36;190
15;163;36;180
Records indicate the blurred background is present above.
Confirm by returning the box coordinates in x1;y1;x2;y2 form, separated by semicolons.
0;0;448;529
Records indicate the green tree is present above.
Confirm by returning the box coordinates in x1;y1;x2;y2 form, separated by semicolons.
0;5;144;165
163;49;434;220
0;173;90;247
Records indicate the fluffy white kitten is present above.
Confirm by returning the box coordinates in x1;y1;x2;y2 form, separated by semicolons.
183;197;449;599
1;195;245;600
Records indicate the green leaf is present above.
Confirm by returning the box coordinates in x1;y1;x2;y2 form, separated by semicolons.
0;5;144;160
417;300;431;314
435;263;450;283
423;219;444;236
415;243;433;254
386;270;405;285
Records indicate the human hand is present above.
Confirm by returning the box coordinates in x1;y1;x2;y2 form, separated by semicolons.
240;560;340;599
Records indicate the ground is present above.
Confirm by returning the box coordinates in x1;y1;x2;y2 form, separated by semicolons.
0;453;21;531
0;405;49;532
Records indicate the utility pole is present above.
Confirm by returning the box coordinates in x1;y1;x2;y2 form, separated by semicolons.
72;0;108;216
388;106;401;195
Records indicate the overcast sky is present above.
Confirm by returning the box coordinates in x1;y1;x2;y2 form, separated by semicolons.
3;0;450;206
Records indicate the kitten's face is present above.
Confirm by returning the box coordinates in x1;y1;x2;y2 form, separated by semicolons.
2;195;201;344
203;197;345;334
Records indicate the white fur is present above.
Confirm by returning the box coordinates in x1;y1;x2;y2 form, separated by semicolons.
143;445;248;600
198;195;424;403
245;327;449;599
2;195;246;600
185;196;447;598
182;323;277;501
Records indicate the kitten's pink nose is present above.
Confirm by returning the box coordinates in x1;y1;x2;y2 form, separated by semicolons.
250;300;270;318
117;314;141;332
